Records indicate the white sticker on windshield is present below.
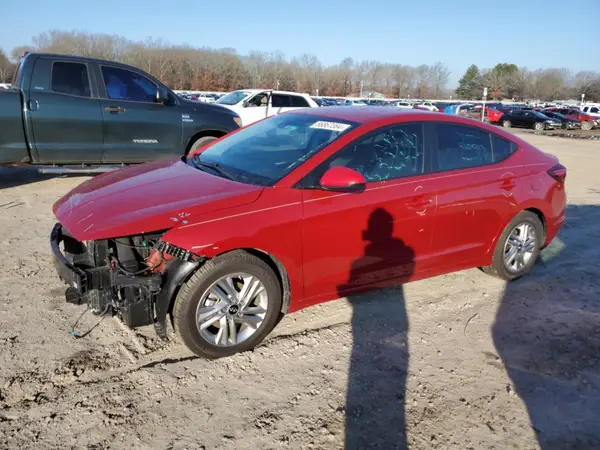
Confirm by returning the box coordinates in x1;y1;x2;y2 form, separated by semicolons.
310;121;351;132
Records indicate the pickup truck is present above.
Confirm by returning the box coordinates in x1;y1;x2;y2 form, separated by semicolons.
0;53;241;172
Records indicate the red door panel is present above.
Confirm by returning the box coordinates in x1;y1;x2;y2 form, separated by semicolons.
427;164;527;268
300;176;436;306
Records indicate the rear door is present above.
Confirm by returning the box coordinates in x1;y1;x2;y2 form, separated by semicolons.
426;122;522;269
97;64;183;163
271;93;311;117
28;58;103;163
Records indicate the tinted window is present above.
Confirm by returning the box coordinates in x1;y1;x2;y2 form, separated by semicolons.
311;123;424;184
435;124;493;171
289;95;310;107
51;62;91;97
101;66;157;102
591;107;599;114
491;134;516;162
272;94;291;108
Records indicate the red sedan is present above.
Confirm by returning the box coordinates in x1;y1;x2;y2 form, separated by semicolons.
51;108;567;358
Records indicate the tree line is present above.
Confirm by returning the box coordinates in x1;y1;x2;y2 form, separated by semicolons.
1;30;599;101
456;63;600;102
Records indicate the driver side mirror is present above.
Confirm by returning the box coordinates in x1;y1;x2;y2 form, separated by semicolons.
156;87;169;105
319;166;366;193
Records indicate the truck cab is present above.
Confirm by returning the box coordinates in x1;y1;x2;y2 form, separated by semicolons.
0;53;241;168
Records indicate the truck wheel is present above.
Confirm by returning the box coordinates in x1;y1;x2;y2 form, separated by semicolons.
502;120;512;128
581;121;593;131
189;136;217;153
173;250;282;359
480;211;544;281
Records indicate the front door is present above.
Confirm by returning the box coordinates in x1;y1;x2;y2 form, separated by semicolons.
29;58;103;163
238;91;270;126
299;122;436;303
98;65;183;163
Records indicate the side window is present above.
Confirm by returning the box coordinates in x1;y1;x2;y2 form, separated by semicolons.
51;62;91;98
272;94;291;108
288;95;310;107
591;107;599;114
309;123;424;184
247;93;268;107
491;134;517;163
101;66;157;102
434;123;493;171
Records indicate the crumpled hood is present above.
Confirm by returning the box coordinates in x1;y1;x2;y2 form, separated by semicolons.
53;158;263;241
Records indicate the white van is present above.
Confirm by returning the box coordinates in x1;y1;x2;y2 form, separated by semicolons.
215;89;318;126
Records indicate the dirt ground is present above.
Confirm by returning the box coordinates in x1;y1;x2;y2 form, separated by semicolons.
0;131;599;450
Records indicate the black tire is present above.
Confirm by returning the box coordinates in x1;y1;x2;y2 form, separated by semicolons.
480;211;544;281
502;120;512;128
173;250;282;359
189;135;217;153
581;121;593;131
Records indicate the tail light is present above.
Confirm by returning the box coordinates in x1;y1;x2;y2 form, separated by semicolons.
547;164;566;183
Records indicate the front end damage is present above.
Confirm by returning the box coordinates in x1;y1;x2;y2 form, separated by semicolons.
50;223;201;338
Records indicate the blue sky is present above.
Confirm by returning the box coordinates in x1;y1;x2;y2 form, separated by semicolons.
1;0;599;86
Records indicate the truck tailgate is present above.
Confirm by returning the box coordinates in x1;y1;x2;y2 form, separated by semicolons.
0;89;30;164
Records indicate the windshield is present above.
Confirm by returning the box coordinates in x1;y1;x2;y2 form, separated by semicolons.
187;113;358;186
216;90;251;105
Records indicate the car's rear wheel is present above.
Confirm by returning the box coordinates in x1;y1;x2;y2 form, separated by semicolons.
189;135;218;153
581;121;593;131
502;120;512;128
173;251;282;358
534;122;544;131
481;211;544;281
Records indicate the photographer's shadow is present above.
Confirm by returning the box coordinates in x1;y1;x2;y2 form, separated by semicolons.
338;208;415;450
493;204;600;449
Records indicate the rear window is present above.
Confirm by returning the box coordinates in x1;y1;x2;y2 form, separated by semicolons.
51;62;91;97
491;134;517;162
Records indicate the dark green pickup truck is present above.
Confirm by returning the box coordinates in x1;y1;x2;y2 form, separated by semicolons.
0;53;241;172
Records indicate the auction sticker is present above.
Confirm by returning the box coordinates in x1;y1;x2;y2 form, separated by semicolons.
310;121;352;132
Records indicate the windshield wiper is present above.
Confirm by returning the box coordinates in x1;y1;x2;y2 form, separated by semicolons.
193;157;234;181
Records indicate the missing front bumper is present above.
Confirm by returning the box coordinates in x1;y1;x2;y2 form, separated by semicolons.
50;223;162;328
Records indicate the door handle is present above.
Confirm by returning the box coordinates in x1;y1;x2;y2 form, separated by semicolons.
500;179;516;190
104;106;125;114
406;196;432;208
28;100;39;111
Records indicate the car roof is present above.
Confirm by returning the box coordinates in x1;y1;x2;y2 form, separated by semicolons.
236;88;311;97
291;105;442;124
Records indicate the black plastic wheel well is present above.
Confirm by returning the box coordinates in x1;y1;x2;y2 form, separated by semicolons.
525;207;547;241
185;130;227;154
241;248;292;315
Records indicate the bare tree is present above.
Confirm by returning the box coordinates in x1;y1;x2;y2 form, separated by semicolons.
7;30;600;100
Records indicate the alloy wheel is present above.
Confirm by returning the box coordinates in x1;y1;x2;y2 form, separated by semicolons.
195;272;268;346
503;222;537;273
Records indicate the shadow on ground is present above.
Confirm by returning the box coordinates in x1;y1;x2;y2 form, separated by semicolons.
338;208;414;450
0;166;84;189
493;204;600;449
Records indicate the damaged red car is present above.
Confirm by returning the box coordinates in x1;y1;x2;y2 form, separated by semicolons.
51;108;567;358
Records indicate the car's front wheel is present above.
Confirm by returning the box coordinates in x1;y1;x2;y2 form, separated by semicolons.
173;251;282;358
581;121;593;131
502;120;512;128
481;211;544;281
534;121;545;131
